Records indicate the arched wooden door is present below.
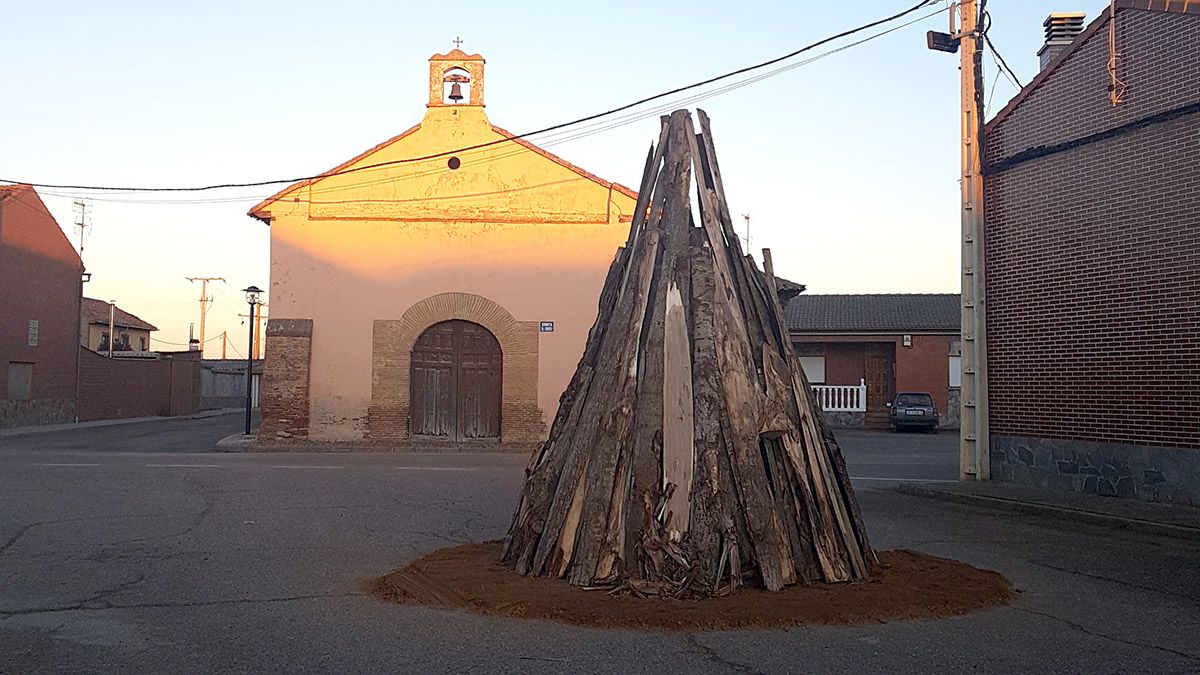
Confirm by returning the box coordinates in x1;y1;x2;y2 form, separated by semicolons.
410;320;502;441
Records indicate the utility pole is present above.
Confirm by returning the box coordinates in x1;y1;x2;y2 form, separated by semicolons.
221;331;228;359
930;1;989;480
107;301;116;359
240;303;268;359
186;277;224;358
959;0;990;481
255;303;266;359
72;200;90;260
741;213;751;250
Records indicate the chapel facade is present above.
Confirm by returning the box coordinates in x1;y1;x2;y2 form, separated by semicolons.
249;49;637;447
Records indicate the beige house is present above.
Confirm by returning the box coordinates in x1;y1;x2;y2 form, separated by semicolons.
249;49;637;447
80;297;157;354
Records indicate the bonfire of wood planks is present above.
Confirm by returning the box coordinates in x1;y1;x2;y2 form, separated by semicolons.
501;109;877;597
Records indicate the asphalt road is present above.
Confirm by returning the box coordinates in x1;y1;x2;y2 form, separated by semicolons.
1;415;1197;674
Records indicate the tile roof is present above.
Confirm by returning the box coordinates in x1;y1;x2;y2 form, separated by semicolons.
0;184;30;203
784;294;960;333
81;297;158;332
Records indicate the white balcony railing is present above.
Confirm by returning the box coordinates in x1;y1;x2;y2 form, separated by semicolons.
811;379;867;413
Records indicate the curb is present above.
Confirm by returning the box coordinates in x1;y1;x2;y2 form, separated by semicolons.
897;484;1200;541
215;432;256;452
0;408;242;439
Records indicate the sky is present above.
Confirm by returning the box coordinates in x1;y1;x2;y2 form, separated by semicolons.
1;1;1109;356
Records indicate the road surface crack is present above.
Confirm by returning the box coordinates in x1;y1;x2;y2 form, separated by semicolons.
1012;607;1200;664
1;592;364;618
685;633;765;674
1025;559;1200;603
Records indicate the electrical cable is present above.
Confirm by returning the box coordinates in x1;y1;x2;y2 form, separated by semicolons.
1;1;939;194
29;4;949;207
979;6;1023;90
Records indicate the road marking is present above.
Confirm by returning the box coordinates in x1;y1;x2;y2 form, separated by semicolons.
270;465;345;470
851;477;957;483
29;462;101;467
146;464;222;468
394;467;476;472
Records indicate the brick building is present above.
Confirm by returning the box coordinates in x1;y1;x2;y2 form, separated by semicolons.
0;184;84;428
787;294;961;429
249;49;636;447
983;4;1200;504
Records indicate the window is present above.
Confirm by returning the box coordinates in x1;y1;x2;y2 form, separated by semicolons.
896;392;934;407
27;320;38;347
949;356;962;388
948;340;962;388
139;336;147;351
798;356;826;384
7;362;33;400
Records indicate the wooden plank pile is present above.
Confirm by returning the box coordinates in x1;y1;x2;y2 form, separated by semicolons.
501;109;876;596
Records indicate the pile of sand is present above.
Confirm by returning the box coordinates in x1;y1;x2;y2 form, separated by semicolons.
371;542;1010;630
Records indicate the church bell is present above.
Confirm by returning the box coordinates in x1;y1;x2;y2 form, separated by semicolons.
448;82;464;102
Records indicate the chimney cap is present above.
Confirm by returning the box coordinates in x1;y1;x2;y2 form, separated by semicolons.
1043;12;1086;38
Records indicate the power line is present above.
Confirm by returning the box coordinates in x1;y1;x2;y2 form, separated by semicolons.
151;334;222;347
31;4;948;208
1;1;939;195
980;3;1023;90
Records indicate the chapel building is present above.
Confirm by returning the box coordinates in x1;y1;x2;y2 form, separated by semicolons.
249;49;637;447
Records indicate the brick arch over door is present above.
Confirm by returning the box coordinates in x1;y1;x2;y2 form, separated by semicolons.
368;292;544;445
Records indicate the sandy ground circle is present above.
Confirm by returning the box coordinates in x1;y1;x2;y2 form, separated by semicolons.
371;542;1011;630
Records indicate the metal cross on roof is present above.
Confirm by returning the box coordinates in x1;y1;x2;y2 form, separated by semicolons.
453;37;463;48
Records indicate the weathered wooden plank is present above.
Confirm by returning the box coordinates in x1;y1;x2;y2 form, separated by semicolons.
502;246;630;570
686;232;724;589
696;109;743;254
552;457;590;578
691;162;791;588
503;109;875;592
625;119;672;248
620;111;695;578
566;227;663;585
760;247;869;580
661;280;694;536
528;230;660;577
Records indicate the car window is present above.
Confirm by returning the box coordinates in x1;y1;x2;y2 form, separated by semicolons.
896;393;933;407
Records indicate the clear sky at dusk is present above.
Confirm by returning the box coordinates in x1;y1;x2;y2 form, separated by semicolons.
2;1;1107;355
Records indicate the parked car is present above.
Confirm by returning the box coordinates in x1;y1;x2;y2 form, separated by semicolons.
887;392;939;432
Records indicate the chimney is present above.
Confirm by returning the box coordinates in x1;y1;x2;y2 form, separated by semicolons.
1038;13;1086;70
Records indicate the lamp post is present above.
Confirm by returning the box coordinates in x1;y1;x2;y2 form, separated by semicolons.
242;286;263;436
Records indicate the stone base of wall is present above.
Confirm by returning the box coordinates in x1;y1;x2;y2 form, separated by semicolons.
0;399;75;429
941;388;961;430
249;438;537;454
201;396;243;410
822;411;865;428
991;435;1200;507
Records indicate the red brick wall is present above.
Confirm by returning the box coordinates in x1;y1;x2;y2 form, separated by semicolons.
790;335;956;413
984;9;1200;449
0;188;82;416
896;335;954;413
260;319;312;440
77;349;201;421
823;343;865;387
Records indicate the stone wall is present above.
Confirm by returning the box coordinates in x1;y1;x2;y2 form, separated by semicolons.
991;435;1199;507
0;399;74;428
822;411;865;428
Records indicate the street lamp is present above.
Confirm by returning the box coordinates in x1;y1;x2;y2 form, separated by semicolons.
242;285;264;436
